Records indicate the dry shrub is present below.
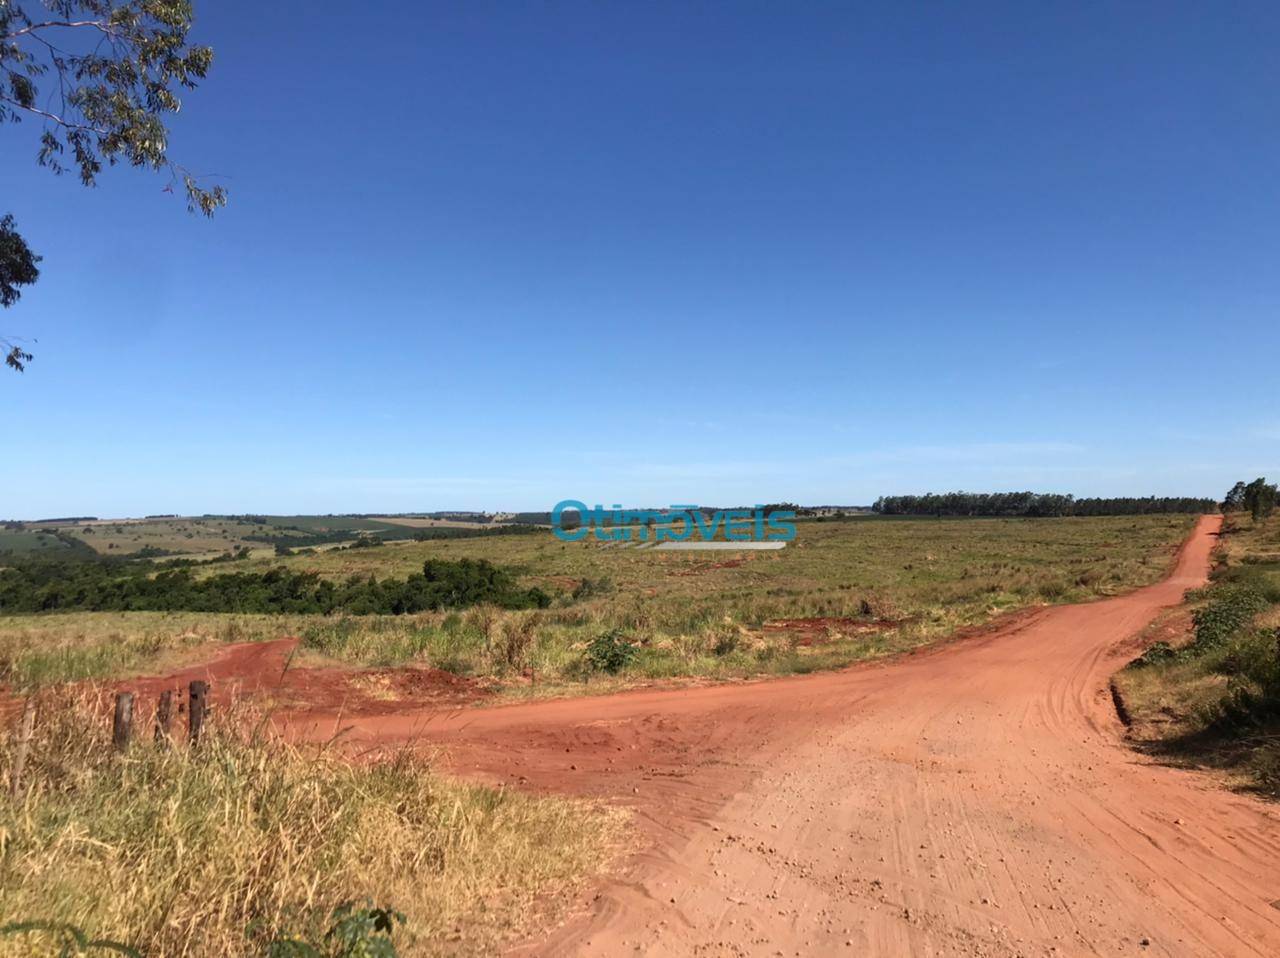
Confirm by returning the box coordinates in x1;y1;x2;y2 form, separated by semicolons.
859;591;900;621
464;604;503;647
492;613;540;671
0;690;622;956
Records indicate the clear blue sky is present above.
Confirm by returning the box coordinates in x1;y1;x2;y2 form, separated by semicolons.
3;2;1277;518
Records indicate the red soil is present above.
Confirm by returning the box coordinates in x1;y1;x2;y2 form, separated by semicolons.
104;639;486;727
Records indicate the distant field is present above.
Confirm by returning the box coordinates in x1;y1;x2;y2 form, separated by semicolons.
0;514;1198;691
0;529;83;555
0;515;486;561
1;517;297;558
372;515;505;529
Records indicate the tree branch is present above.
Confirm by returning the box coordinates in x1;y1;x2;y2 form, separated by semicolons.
4;20;113;42
0;91;108;136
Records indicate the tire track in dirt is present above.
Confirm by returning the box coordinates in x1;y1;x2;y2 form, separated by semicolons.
281;516;1279;955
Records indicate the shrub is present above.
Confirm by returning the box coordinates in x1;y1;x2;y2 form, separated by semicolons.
572;577;614;601
1251;742;1280;798
712;630;740;656
1190;587;1270;650
1211;630;1280;728
1131;641;1180;668
269;902;403;957
584;630;637;674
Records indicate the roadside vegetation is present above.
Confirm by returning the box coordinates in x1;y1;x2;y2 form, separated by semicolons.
0;514;1197;695
1115;479;1280;797
0;692;622;957
0;557;552;616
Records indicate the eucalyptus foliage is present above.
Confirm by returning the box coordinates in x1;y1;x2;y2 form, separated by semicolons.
1;1;223;371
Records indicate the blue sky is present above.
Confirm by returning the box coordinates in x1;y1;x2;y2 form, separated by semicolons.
2;2;1277;517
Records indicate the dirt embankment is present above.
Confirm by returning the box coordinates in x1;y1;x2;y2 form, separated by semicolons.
100;639;486;728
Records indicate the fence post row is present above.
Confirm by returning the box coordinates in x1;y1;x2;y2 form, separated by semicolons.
98;683;208;752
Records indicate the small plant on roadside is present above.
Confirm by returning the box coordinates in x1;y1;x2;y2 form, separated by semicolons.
711;630;739;656
1190;586;1270;651
585;629;636;674
1131;641;1180;668
269;902;404;958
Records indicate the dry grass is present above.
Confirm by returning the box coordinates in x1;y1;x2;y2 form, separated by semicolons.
0;613;318;689
0;516;1198;695
0;691;623;956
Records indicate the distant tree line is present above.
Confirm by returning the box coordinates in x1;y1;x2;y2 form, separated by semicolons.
0;557;551;616
245;523;543;550
1223;478;1277;522
871;492;1217;518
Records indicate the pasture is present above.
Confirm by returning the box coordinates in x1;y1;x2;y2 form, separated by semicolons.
0;513;506;562
0;514;1197;693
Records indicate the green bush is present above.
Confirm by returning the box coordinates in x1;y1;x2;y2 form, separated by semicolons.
1212;630;1280;728
0;557;552;617
1131;640;1180;668
1190;587;1270;650
584;630;637;674
1214;562;1280;602
269;901;404;958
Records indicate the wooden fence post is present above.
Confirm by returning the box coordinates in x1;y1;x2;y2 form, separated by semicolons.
155;689;174;746
9;695;36;799
112;692;134;752
188;680;208;746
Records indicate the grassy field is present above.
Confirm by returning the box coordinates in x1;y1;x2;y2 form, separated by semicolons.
1114;513;1280;797
2;517;301;559
0;529;83;556
0;514;509;562
0;693;623;956
0;514;1197;694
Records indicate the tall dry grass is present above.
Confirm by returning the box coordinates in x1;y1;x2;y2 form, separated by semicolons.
0;691;622;956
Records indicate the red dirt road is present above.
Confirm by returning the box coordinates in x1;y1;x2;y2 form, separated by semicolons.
287;516;1280;956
